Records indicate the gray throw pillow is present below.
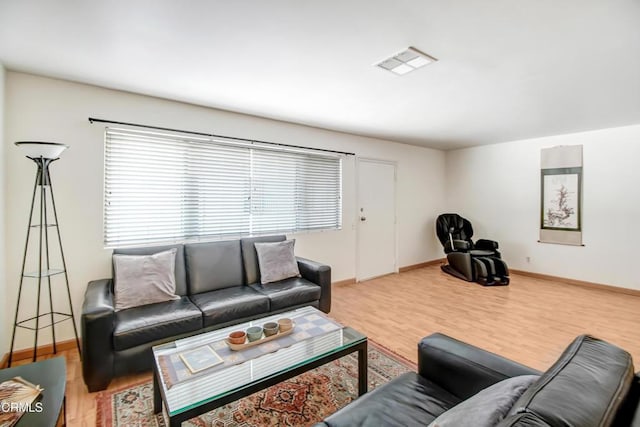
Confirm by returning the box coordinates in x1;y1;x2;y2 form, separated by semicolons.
113;248;180;311
254;240;301;284
429;375;540;427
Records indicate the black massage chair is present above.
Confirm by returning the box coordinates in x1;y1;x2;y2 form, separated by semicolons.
436;213;509;286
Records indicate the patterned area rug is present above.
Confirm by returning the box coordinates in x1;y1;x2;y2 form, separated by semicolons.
96;341;415;427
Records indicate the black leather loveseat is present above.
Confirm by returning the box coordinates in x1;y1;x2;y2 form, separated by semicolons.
81;235;330;392
316;333;639;426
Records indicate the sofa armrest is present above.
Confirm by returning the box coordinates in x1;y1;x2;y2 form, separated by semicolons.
81;279;116;392
418;333;541;400
297;257;331;313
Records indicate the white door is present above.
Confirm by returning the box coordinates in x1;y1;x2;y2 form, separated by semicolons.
357;159;397;281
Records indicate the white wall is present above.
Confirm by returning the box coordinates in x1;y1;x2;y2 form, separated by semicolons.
4;71;445;349
446;124;640;290
0;64;6;356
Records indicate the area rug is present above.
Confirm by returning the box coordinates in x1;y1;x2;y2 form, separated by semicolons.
96;341;415;427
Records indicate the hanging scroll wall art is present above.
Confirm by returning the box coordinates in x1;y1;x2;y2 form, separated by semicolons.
540;145;583;246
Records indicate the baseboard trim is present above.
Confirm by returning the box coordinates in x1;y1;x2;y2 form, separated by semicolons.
333;260;445;285
511;269;640;297
399;258;445;273
332;278;356;286
0;339;78;368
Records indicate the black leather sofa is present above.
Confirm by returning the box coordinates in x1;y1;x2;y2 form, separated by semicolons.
81;235;331;392
316;334;639;426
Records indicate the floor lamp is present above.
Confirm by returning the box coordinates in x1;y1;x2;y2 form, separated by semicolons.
8;141;82;367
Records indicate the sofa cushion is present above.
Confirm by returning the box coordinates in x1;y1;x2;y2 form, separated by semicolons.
323;372;461;427
113;297;202;351
497;413;552;426
113;248;180;311
631;395;640;426
250;277;320;311
254;239;301;284
240;235;286;284
185;240;244;294
508;335;634;427
114;244;187;296
190;286;270;327
429;375;539;427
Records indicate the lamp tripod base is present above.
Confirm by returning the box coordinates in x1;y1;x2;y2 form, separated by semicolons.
8;157;81;367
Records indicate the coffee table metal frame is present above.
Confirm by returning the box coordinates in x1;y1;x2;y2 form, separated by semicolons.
152;307;367;427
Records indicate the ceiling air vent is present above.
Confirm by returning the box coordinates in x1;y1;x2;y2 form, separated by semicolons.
376;47;437;75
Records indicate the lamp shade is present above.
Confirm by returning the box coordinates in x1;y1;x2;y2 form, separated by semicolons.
15;141;69;159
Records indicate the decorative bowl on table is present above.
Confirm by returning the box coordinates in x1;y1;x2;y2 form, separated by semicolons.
246;326;263;342
228;330;246;345
263;322;279;337
278;318;293;332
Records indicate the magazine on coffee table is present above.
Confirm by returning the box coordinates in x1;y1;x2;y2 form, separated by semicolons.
0;376;43;427
179;345;224;374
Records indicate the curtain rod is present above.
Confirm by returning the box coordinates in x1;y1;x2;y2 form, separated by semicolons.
88;117;355;156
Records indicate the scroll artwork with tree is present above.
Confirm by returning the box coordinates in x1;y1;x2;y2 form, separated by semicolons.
541;170;580;231
539;146;583;245
545;184;574;226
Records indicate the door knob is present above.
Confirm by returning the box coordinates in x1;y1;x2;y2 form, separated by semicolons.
360;216;367;221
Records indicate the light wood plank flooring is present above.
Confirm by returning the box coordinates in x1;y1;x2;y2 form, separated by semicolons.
330;266;640;371
17;265;640;426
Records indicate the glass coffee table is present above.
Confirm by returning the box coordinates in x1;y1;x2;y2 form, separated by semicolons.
152;306;368;427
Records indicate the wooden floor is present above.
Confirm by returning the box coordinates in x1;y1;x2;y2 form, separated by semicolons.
330;266;640;371
21;265;640;426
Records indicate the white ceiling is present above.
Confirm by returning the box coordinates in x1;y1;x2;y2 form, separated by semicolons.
1;1;639;150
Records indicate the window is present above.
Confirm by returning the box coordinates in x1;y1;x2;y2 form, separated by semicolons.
104;127;342;247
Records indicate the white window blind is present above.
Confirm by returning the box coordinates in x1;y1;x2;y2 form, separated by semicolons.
104;127;342;247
